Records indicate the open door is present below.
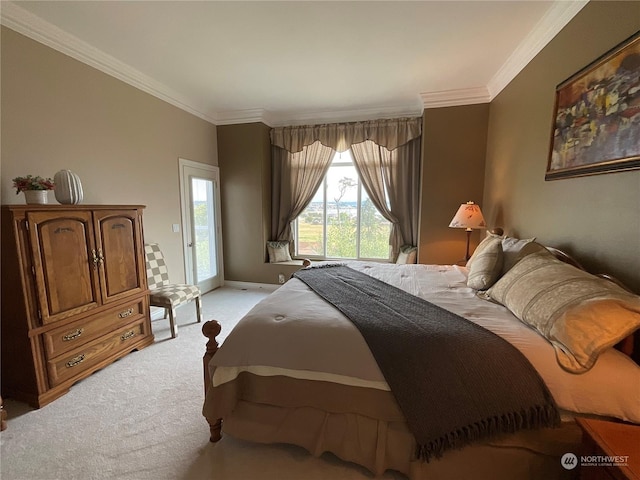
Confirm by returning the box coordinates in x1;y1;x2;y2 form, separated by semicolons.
179;158;223;293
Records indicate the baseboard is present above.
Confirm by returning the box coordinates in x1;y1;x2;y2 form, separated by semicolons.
223;281;280;292
150;306;166;320
150;282;278;320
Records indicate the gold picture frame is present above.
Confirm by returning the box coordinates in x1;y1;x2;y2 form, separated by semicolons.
546;31;640;180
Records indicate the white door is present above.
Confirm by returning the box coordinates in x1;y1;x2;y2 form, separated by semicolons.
179;158;223;293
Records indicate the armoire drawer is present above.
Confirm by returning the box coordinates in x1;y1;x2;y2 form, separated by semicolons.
43;299;146;358
47;321;147;387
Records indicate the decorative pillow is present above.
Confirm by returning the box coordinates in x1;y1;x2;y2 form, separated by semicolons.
501;235;536;275
485;246;640;373
466;232;502;268
396;245;417;264
466;235;503;290
266;241;292;263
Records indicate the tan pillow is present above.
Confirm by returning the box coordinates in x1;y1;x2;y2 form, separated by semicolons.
466;232;501;268
486;247;640;373
266;241;292;263
396;245;417;264
466;235;503;290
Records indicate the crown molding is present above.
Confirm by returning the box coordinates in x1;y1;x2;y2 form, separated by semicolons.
0;2;218;124
1;0;586;124
215;102;424;127
487;0;588;98
1;1;420;127
420;87;491;109
263;102;425;127
214;109;276;127
421;1;586;109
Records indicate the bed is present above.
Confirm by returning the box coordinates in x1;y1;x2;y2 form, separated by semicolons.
202;237;640;480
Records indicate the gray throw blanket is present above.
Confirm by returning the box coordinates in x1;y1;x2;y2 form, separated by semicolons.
293;265;560;461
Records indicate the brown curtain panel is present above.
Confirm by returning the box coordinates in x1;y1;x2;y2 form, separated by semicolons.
271;141;335;244
351;137;421;260
271;117;421;259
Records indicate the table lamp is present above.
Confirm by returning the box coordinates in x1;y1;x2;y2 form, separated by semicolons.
449;201;487;261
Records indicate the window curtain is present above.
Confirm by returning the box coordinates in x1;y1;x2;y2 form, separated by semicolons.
350;137;421;260
271;117;421;154
271;117;421;258
271;141;335;245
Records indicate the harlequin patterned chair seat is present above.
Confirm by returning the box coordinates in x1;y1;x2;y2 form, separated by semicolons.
145;243;202;338
148;284;201;307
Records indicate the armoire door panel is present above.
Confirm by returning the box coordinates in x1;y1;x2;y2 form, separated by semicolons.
27;211;101;324
94;210;144;303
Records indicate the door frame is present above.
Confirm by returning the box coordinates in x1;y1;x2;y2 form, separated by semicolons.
178;158;224;291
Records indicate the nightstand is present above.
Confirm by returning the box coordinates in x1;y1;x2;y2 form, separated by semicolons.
575;417;640;480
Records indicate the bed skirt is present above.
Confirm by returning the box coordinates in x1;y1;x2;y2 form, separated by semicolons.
203;373;581;479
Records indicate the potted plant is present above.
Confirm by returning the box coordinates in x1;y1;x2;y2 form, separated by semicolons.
12;175;55;204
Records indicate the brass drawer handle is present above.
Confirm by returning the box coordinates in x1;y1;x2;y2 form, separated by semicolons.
118;308;134;319
65;354;86;368
121;330;136;341
62;328;84;342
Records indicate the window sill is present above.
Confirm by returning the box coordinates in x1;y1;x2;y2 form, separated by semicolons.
265;258;316;267
266;260;305;266
266;258;393;266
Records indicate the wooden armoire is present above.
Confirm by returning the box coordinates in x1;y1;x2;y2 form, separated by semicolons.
1;205;154;407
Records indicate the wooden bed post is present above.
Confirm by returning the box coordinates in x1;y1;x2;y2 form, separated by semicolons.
202;320;223;442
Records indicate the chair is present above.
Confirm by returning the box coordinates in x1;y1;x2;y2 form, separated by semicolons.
144;243;202;338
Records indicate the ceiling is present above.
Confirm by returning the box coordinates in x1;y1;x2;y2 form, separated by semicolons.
1;1;587;126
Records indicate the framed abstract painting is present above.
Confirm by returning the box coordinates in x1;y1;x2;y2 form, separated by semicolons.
546;31;640;180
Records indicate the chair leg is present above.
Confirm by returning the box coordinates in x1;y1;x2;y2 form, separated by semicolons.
168;308;178;338
195;296;202;323
163;308;168;319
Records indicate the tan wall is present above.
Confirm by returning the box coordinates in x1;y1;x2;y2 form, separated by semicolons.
1;27;218;282
217;123;300;284
419;104;489;265
483;1;640;292
10;3;636;290
219;107;489;282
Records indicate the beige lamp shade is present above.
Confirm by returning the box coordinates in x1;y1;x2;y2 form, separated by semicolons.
449;201;487;231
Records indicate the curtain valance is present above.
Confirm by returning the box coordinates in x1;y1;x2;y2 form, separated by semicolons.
270;117;422;153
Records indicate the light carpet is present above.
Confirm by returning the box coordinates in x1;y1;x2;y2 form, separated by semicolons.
0;286;403;480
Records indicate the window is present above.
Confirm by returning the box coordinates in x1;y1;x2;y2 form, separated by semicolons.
294;151;391;260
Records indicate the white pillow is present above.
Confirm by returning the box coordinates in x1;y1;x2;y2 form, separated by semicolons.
501;236;535;275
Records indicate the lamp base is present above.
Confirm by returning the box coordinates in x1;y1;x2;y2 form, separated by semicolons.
465;229;472;261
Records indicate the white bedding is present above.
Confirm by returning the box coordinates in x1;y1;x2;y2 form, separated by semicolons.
213;262;640;423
